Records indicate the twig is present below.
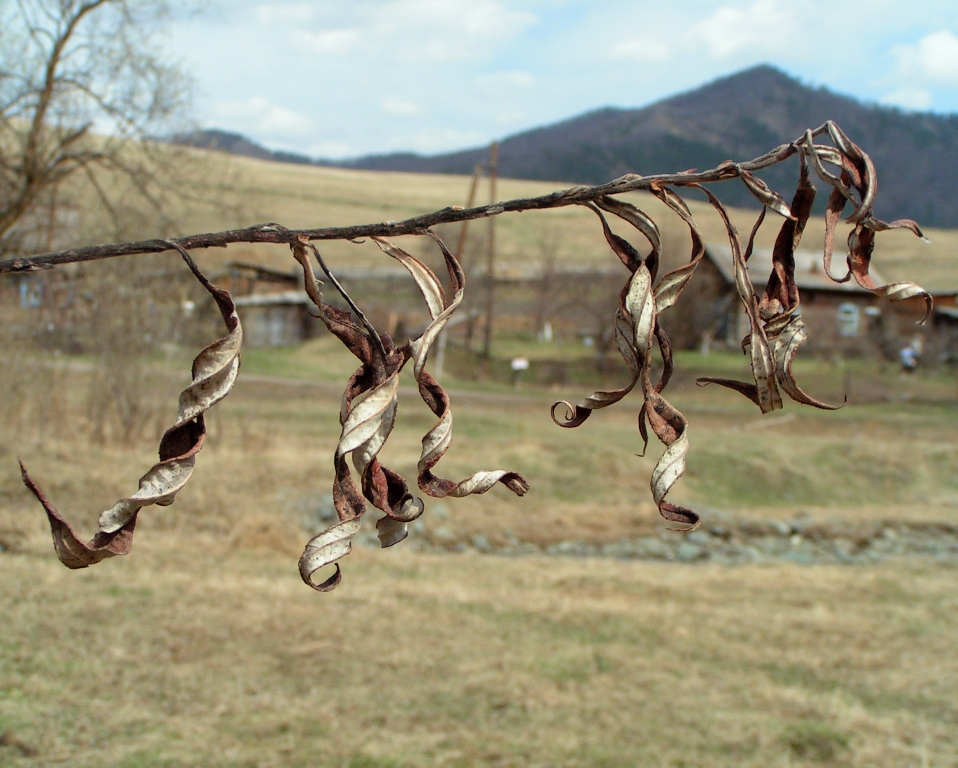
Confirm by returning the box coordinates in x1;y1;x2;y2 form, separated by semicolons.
0;132;811;274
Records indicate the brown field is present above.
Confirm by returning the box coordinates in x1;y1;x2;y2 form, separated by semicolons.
4;156;958;766
2;334;958;767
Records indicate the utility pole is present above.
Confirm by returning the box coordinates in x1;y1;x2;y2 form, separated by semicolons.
433;163;482;381
482;141;498;359
455;163;483;359
456;163;483;260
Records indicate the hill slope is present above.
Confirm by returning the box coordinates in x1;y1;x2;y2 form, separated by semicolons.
343;66;958;227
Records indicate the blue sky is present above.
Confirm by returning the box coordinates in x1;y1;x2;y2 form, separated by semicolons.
167;1;958;159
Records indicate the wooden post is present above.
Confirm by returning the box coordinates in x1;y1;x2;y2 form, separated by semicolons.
458;163;483;355
482;141;498;359
456;163;483;260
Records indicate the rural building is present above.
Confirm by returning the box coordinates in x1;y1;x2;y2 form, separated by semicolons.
670;245;958;360
233;291;322;347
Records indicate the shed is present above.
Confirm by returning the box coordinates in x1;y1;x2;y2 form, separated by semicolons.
674;244;942;358
233;291;322;347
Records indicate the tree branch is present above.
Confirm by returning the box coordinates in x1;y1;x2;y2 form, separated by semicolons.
0;137;808;273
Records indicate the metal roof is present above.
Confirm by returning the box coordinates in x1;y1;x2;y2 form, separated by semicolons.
705;244;886;295
234;291;311;307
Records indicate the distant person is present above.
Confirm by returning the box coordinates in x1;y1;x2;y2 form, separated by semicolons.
899;344;918;374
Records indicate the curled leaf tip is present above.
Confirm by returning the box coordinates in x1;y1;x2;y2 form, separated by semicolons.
551;400;588;428
376;516;408;548
389;496;425;522
299;517;361;591
504;475;531;496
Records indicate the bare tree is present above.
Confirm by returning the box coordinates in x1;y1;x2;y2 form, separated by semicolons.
0;0;191;255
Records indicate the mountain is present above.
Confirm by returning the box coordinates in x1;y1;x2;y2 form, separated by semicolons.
172;128;322;167
342;66;958;228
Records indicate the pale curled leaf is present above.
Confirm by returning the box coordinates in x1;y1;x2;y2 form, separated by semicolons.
372;236;445;320
845;223;933;322
375;233;529;501
771;315;843;410
738;168;794;220
696;185;782;414
551;311;639;428
876;281;934;323
338;375;399;474
650;432;689;507
595;196;661;264
554;206;699;530
299;518;363;592
291;243;421;590
296;232;527;592
649;184;707;314
21;253;242;568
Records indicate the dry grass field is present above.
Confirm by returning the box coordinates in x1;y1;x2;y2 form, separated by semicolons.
2;336;958;767
4;156;958;766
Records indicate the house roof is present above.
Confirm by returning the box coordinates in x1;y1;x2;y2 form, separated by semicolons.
233;291;311;307
934;305;958;320
705;244;889;296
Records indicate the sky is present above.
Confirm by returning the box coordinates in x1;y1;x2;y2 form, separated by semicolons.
166;0;958;159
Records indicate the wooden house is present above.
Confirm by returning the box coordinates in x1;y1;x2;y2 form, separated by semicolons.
671;245;957;359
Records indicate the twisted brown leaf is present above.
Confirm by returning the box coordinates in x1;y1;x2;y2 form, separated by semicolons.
373;234;529;499
21;249;242;569
554;202;700;529
293;234;527;592
290;241;415;591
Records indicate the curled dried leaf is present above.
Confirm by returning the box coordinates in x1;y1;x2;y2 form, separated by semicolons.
21;250;242;569
292;233;528;591
738;168;794;220
298;518;363;592
695;185;782;414
555;201;699;529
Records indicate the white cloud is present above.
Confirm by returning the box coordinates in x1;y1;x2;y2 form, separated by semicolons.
254;3;313;25
292;28;361;55
374;0;537;61
691;0;796;58
474;71;536;89
892;30;958;85
880;87;934;111
211;97;314;139
385;127;488;154
610;38;671;62
381;98;421;117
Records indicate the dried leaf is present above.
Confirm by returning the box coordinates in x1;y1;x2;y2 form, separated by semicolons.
293;234;528;591
847;224;933;321
759;157;815;320
770;314;843;410
298;518;362;592
822;187;852;283
21;251;242;568
555;200;699;529
696;185;782;413
738;168;794;220
649;185;706;313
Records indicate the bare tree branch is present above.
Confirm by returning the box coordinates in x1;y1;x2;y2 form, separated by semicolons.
0;126;833;273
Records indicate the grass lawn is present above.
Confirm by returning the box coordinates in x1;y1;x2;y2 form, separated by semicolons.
1;540;956;767
3;335;958;766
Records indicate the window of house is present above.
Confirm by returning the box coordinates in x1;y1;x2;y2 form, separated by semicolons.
837;303;860;337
